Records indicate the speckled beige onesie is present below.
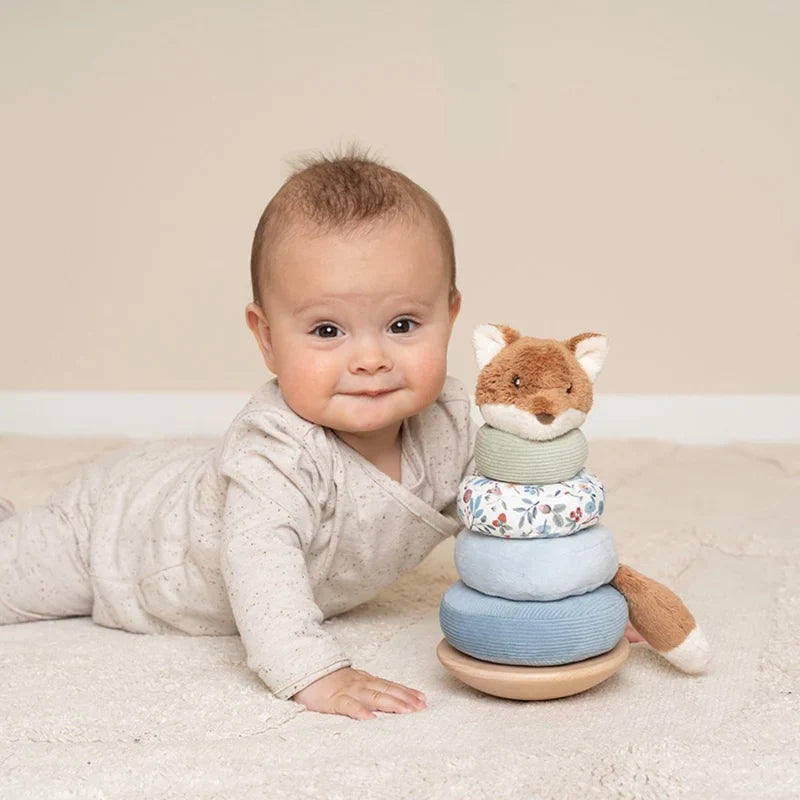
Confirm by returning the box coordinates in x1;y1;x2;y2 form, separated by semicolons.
0;377;476;699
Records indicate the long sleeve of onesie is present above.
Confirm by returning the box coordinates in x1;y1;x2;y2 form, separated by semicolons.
219;412;350;700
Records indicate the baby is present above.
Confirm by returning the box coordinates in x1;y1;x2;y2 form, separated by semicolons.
0;150;475;721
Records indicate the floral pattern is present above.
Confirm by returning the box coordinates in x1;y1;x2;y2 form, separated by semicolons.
456;468;605;538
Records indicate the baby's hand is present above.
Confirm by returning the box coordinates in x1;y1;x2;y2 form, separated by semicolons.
292;667;427;721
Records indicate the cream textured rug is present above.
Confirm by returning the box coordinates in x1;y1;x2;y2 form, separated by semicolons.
1;435;798;799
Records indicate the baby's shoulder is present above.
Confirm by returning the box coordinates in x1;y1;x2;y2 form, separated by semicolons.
420;375;473;428
407;375;474;452
438;375;472;408
219;379;330;462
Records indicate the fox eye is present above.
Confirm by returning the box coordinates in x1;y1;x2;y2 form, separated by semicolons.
512;375;521;389
566;384;572;394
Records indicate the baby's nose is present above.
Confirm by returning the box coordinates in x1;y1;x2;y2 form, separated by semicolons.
350;339;392;373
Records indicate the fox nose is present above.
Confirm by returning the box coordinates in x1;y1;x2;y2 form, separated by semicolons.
536;413;554;425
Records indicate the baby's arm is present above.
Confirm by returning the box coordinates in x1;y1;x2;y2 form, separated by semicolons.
221;484;349;698
221;485;426;719
219;417;426;719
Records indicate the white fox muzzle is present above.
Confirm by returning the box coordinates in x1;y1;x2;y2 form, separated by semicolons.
479;403;587;442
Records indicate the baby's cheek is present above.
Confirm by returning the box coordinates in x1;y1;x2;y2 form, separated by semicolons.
276;362;330;417
409;346;448;393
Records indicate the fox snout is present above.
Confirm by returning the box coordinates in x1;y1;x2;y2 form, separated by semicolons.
527;392;561;422
477;390;588;441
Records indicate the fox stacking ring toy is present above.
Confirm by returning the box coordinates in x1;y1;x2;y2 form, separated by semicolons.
437;324;711;700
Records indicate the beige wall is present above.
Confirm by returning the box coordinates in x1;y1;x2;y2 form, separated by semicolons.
1;2;797;393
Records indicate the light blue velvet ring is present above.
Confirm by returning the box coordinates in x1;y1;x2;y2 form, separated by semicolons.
440;581;628;666
454;524;619;602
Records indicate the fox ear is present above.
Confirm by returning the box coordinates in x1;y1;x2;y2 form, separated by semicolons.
566;333;608;383
473;324;520;370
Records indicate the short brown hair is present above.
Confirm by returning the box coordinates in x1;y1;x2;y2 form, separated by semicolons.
250;146;457;305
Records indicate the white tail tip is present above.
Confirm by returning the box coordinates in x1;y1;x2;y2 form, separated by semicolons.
663;625;711;673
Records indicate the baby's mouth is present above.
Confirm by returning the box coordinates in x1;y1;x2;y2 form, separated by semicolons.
344;388;398;397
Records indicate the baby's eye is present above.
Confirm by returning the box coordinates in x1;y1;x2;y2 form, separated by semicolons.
389;318;418;334
312;324;342;338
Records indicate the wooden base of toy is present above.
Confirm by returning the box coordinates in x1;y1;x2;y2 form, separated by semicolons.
436;637;630;700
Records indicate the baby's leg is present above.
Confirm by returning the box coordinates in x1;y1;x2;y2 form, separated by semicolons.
0;486;92;624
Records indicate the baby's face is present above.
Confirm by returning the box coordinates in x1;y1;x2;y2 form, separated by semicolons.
247;219;460;440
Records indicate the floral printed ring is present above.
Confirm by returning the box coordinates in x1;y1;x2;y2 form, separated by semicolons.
456;468;605;538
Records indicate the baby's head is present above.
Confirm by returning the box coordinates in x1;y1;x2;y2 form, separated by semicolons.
246;149;462;447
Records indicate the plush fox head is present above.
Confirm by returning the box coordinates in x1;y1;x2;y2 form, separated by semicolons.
473;324;608;441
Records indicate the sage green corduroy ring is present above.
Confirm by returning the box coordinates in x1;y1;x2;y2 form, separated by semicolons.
474;426;588;484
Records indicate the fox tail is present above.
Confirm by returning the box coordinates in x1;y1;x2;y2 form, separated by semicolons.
612;563;711;674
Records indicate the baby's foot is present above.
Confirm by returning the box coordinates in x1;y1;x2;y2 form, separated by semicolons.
0;496;15;521
624;621;645;643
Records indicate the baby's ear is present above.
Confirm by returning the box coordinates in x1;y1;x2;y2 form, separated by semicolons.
473;324;520;370
566;333;608;383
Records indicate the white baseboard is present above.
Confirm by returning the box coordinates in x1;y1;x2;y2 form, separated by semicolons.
0;391;798;443
579;394;800;443
0;392;252;439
